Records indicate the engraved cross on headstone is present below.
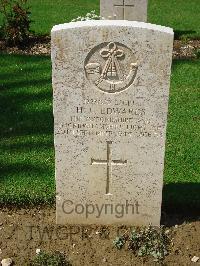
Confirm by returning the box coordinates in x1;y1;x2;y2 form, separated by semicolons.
114;0;135;20
91;141;127;194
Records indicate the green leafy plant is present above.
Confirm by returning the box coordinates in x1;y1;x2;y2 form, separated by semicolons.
194;48;200;59
180;34;190;44
29;251;71;266
113;236;126;250
0;0;32;46
113;225;171;262
129;226;170;261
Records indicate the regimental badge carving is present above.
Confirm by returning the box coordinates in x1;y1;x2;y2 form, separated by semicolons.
85;42;138;93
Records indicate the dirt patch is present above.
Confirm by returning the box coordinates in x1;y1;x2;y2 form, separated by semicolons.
1;37;200;59
0;36;51;56
0;207;199;265
173;40;200;59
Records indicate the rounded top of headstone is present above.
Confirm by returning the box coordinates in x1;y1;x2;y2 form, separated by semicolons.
51;20;173;35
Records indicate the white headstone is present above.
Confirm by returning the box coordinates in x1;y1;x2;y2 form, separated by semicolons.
100;0;148;21
52;20;174;226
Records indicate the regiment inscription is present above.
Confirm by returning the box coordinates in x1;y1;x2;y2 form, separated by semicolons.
85;42;138;93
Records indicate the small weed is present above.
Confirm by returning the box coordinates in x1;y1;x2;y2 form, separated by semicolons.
180;34;190;44
113;225;171;262
194;48;200;59
29;251;71;266
113;236;126;250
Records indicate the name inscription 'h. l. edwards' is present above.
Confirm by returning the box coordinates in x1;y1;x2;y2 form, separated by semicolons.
85;42;138;93
55;98;164;138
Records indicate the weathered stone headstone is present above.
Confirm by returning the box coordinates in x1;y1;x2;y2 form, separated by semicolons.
52;20;174;226
100;0;148;21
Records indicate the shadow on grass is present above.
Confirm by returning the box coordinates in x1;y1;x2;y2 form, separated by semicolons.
162;183;200;214
0;53;53;138
161;183;200;226
0;78;51;91
0;53;54;206
174;30;197;40
172;58;199;64
0;139;53;151
0;162;52;181
172;58;200;67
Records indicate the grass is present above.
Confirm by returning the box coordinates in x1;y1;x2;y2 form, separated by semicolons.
0;54;55;205
163;59;200;212
29;0;99;35
0;0;200;38
148;0;200;39
0;54;199;211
